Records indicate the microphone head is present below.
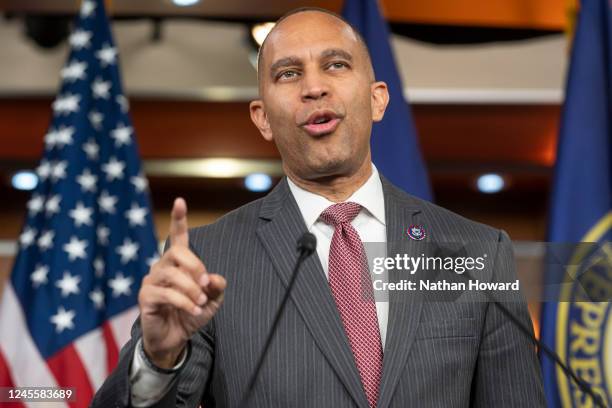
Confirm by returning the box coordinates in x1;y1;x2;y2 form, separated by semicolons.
297;232;317;255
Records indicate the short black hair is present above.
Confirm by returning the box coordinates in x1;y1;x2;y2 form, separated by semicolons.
256;7;374;87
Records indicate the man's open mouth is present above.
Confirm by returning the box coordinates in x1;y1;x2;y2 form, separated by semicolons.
301;111;342;136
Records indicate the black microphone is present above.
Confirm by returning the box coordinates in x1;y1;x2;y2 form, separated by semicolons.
297;232;317;255
454;269;607;408
238;232;316;408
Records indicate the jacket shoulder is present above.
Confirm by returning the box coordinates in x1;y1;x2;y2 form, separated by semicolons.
385;182;503;242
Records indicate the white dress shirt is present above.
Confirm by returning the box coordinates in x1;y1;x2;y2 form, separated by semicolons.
286;164;388;349
130;164;388;406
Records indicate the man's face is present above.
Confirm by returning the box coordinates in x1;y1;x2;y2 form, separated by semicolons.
250;11;389;182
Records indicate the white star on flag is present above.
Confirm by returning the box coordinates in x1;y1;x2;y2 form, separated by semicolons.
61;60;87;82
82;138;100;160
55;271;81;297
37;230;55;251
76;168;98;193
102;157;125;181
50;306;76;333
30;264;49;288
130;173;149;193
116;238;139;264
36;160;52;180
97;225;110;245
108;273;134;297
51;160;68;182
89;288;105;309
92;77;111;99
80;0;96;18
94;256;105;278
96;44;117;66
111;124;132;147
52;93;80;116
125;203;148;227
19;227;37;248
63;236;88;261
44;129;58;149
88;110;104;131
69;29;92;50
27;194;44;215
54;126;75;148
69;202;94;227
45;194;61;217
98;191;118;214
116;95;129;113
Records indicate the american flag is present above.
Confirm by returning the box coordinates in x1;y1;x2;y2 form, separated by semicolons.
0;0;158;406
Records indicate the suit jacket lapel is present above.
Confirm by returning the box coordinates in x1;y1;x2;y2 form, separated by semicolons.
256;178;370;408
377;178;425;408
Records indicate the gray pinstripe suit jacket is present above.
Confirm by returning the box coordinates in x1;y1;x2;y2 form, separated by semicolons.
91;176;546;408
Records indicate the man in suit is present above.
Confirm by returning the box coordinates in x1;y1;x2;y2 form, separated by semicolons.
91;7;545;407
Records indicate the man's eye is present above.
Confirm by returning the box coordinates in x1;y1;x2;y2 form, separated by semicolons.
278;70;299;80
328;62;348;70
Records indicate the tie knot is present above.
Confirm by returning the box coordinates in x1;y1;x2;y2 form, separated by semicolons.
320;202;362;226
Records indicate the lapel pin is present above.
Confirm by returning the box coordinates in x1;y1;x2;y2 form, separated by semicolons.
407;224;426;241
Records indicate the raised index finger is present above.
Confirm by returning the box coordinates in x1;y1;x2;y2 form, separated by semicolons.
170;197;189;247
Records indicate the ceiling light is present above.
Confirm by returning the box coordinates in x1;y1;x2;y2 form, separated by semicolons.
251;22;275;47
143;158;283;178
476;173;505;194
12;170;39;191
172;0;200;7
244;173;272;192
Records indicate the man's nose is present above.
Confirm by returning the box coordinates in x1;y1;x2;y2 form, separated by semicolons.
300;70;329;101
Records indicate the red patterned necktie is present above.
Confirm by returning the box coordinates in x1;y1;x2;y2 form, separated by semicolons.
320;202;383;408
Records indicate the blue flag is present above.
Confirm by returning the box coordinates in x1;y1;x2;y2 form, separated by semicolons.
342;0;432;200
540;0;612;406
0;0;158;404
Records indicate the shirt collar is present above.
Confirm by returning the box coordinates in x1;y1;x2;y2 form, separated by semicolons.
287;164;386;230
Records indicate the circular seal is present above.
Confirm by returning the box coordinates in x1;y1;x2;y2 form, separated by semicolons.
556;213;611;407
407;224;426;241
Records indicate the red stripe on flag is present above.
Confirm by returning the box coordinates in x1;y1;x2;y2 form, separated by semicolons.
0;351;17;386
46;344;94;408
0;351;25;408
102;322;119;373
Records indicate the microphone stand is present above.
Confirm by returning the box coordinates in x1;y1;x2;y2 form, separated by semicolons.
460;271;607;408
238;233;316;408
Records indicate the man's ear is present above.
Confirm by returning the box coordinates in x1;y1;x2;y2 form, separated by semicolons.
370;81;389;122
249;100;274;141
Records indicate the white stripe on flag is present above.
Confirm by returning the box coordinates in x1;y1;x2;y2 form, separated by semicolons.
0;284;69;408
109;307;139;350
74;307;138;394
73;327;107;392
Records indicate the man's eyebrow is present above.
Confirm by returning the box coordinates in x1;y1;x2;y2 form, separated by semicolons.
269;57;302;77
320;48;353;61
268;49;354;77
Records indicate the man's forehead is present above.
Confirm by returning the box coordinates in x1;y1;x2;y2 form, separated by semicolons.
262;11;360;64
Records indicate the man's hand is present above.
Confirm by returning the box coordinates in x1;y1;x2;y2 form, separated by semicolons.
138;198;226;369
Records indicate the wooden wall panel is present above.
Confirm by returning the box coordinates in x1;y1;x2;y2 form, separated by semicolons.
413;104;559;166
0;99;277;159
0;98;560;168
